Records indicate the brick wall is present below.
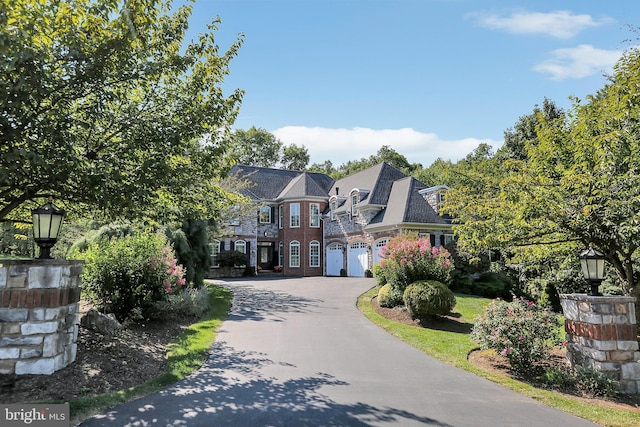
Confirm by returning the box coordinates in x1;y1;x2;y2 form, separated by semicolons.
0;260;83;375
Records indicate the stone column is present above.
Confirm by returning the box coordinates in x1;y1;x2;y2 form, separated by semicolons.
560;294;640;394
0;260;83;375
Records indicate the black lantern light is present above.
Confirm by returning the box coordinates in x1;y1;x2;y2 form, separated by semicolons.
579;244;606;296
31;199;65;259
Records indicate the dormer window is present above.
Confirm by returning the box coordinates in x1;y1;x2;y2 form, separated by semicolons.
330;198;337;220
349;188;361;217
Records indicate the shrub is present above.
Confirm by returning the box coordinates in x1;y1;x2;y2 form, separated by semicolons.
377;233;454;302
448;270;473;294
402;280;456;320
471;297;561;375
216;250;248;268
373;263;387;286
473;271;512;299
153;287;210;318
82;232;186;321
377;283;403;308
574;366;619;397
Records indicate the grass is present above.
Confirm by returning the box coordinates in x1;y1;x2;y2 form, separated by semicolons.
357;286;640;427
68;282;233;425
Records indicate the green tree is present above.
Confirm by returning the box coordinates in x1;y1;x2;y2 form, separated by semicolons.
443;47;640;304
227;126;283;168
0;0;244;224
281;143;310;171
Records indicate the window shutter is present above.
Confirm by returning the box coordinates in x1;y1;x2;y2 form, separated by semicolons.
220;241;226;251
429;235;436;248
230;241;235;251
272;206;276;223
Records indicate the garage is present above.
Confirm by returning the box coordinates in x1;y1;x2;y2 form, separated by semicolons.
347;242;368;277
325;243;344;276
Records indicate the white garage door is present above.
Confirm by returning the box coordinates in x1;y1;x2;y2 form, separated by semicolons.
326;244;343;276
372;238;389;268
347;242;368;277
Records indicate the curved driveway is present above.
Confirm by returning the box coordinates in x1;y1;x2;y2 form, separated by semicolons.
81;277;599;427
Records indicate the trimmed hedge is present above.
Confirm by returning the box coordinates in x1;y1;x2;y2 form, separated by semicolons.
403;280;456;320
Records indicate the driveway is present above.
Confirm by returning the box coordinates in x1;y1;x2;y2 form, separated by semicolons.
81;277;599;426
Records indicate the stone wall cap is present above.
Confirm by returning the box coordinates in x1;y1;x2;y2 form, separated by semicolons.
559;293;637;303
0;260;84;267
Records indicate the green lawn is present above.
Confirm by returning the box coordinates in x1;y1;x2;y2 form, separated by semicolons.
357;286;640;427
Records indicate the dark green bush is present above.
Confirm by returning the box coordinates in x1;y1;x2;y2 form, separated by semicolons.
216;250;248;267
377;283;403;308
402;280;456;320
448;270;473;294
473;271;512;298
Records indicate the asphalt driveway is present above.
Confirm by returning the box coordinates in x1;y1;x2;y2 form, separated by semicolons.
81;277;600;426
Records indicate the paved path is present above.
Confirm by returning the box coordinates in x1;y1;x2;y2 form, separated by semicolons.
81;277;600;426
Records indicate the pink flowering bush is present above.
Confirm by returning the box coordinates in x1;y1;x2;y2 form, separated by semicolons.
471;297;561;375
82;232;186;321
377;233;454;304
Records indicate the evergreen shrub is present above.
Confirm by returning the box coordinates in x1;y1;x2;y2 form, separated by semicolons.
402;280;456;320
377;283;403;308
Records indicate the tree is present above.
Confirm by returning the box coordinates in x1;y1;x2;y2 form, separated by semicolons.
0;0;244;224
227;127;283;168
443;47;640;304
280;143;309;171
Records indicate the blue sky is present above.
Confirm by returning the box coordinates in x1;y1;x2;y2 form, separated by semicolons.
180;0;639;168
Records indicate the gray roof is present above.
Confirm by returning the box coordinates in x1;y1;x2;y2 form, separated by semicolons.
330;163;407;208
230;165;334;201
366;176;452;229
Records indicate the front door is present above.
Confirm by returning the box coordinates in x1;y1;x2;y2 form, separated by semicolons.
258;242;274;270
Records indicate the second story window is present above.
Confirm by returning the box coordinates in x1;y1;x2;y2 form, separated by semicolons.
259;206;271;224
351;193;358;216
330;200;337;220
278;205;284;229
290;203;300;228
310;203;320;227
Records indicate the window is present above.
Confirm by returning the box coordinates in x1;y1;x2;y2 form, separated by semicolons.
309;241;320;267
330;200;337;220
290;203;300;228
310;203;320;227
259;206;271;224
289;241;300;267
278;205;284;229
234;240;247;267
351;194;359;216
209;240;220;267
278;241;284;267
444;234;455;245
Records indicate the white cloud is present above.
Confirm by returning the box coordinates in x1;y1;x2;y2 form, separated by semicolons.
272;126;501;168
470;10;611;39
534;44;622;80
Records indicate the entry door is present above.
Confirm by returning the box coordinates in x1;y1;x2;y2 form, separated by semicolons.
258;243;274;270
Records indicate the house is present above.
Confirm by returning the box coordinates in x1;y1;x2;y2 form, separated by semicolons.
209;162;453;278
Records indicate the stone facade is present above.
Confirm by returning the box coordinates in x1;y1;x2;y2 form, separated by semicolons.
560;294;640;394
0;260;82;375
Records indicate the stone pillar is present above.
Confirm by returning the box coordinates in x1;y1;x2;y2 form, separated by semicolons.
0;260;83;375
560;294;640;394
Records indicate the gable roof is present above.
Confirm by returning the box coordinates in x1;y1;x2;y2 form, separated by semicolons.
229;165;334;201
366;176;452;229
330;162;408;209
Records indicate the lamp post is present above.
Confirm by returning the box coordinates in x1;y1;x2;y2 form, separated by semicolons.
31;199;65;259
579;244;606;296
